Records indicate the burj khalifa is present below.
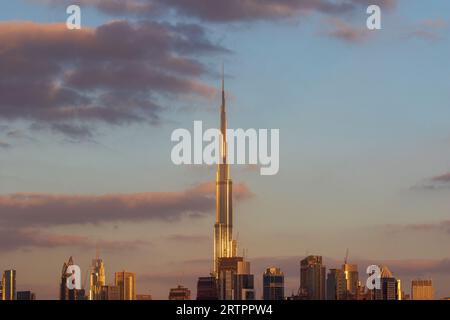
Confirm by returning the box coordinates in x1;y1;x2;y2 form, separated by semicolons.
214;70;236;276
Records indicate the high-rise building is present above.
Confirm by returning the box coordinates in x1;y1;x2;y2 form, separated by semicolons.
169;285;191;300
411;279;434;300
2;270;16;300
233;261;255;300
327;268;346;300
300;255;326;300
214;70;237;276
218;256;243;300
373;266;401;300
263;267;284;300
342;263;359;298
115;271;136;300
16;291;36;300
100;285;121;300
60;256;81;300
197;276;218;300
89;256;106;300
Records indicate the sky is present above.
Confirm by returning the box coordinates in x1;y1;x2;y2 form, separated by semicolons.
0;0;450;299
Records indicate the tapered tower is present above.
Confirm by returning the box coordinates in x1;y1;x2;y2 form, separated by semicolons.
214;68;236;276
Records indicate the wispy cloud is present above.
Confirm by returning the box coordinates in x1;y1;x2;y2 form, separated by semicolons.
0;227;150;252
412;172;450;190
405;18;448;42
0;182;253;228
322;18;371;43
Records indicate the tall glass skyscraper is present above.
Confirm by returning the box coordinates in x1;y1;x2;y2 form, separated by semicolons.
300;255;326;300
2;270;16;300
115;271;136;300
89;256;106;300
263;267;284;300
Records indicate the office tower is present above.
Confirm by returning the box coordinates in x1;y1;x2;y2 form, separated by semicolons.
89;256;106;300
218;256;243;300
16;291;36;300
169;285;191;300
233;261;255;300
214;70;237;276
2;270;16;300
115;271;136;300
300;255;326;300
342;263;359;298
411;279;434;300
327;269;346;300
373;266;400;300
263;267;285;300
136;294;153;300
197;277;218;300
60;256;81;300
100;285;121;300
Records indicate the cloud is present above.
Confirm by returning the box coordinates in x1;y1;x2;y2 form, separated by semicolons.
406;18;448;42
431;173;450;183
39;0;397;23
166;234;210;243
412;172;450;190
0;227;149;252
0;182;253;228
384;220;450;235
0;140;12;149
0;21;226;139
322;18;371;43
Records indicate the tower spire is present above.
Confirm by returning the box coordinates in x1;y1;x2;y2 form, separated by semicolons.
214;64;234;277
221;64;225;109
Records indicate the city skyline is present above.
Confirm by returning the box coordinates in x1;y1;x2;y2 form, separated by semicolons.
1;0;450;300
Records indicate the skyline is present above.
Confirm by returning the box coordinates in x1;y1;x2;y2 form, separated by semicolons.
1;0;450;300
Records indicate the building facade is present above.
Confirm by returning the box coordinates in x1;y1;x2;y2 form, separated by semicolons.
300;255;326;300
411;279;434;300
263;267;284;300
89;257;106;300
115;271;136;300
197;277;218;300
2;270;16;300
327;268;346;300
169;285;191;300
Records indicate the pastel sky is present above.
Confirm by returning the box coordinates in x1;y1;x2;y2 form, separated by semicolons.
0;0;450;299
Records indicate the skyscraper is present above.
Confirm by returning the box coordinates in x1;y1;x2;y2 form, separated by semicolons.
60;257;80;300
327;268;346;300
169;285;191;300
196;277;218;300
373;266;401;300
300;255;326;300
218;256;243;300
214;70;236;276
411;279;434;300
100;285;121;300
263;267;284;300
2;270;16;300
342;263;359;298
89;256;106;300
233;261;255;300
115;271;136;300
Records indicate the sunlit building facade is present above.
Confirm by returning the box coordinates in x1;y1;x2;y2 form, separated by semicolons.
115;271;136;300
